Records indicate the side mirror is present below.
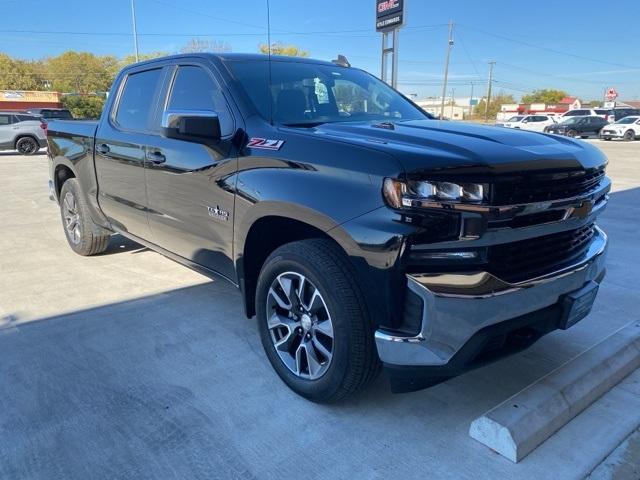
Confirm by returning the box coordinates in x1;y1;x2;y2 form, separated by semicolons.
161;110;221;143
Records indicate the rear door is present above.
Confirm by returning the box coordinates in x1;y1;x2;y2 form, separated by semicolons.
0;113;14;147
94;66;166;239
144;62;239;280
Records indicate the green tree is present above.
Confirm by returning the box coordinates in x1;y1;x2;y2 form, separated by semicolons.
521;89;567;104
473;93;516;121
0;53;44;90
258;42;309;57
44;51;117;93
61;95;106;119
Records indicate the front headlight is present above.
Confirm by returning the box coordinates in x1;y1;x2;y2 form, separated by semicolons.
383;178;487;208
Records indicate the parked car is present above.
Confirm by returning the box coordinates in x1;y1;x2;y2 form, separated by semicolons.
47;54;609;402
0;111;47;155
601;108;640;123
600;116;640;141
558;108;604;122
558;107;640;124
544;115;608;138
27;108;73;120
497;114;556;132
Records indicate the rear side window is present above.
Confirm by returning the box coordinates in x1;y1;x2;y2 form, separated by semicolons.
115;68;163;132
16;114;37;122
0;114;14;125
168;65;234;137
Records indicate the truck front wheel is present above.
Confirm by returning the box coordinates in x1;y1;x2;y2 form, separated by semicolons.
256;239;380;403
59;178;110;256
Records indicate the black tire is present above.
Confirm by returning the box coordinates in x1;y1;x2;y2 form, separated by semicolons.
624;130;635;141
256;239;380;403
59;178;111;256
566;129;578;138
15;136;38;155
580;136;588;139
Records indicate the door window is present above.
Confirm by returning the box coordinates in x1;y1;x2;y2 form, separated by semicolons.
114;68;163;132
168;65;233;137
0;114;14;125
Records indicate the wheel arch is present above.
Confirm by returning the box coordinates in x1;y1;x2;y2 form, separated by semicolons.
14;134;39;149
238;213;352;319
54;163;77;199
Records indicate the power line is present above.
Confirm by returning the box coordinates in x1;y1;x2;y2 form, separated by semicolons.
458;24;639;70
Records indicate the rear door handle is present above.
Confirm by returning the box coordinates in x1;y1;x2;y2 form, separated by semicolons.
146;150;166;164
96;143;110;155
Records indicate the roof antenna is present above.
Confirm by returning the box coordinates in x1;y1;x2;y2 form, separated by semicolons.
266;0;274;125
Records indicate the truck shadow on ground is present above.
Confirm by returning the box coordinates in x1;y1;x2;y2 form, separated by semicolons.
99;233;149;255
1;187;637;479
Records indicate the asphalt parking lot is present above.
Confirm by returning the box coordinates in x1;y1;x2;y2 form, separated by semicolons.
1;141;639;480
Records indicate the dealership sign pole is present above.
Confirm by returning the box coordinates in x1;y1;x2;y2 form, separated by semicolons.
377;0;404;89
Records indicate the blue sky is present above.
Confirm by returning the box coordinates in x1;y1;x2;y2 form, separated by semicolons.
2;0;639;101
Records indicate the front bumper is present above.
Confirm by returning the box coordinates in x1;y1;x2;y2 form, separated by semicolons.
375;226;607;375
600;130;625;139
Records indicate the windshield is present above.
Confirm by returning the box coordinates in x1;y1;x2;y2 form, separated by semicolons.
41;110;73;119
560;117;582;125
225;59;429;126
616;117;638;124
507;116;524;122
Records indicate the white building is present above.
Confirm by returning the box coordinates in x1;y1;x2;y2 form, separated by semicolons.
414;96;480;120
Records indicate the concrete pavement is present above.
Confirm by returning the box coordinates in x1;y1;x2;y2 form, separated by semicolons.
0;142;639;479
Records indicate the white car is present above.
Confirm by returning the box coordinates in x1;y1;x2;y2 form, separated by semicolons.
600;116;640;141
497;114;557;132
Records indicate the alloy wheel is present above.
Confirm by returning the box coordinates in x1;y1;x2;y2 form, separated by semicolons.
266;272;334;380
18;139;36;154
62;191;81;244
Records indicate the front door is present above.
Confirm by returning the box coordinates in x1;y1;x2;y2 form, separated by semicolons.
144;64;238;280
94;66;165;239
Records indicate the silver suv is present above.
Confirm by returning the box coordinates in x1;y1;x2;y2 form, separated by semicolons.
0;111;47;155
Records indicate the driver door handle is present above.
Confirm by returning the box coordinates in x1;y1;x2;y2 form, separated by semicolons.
146;150;166;164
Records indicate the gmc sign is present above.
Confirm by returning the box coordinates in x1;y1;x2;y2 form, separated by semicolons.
376;0;404;32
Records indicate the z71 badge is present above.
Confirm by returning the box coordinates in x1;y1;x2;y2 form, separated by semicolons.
247;138;285;150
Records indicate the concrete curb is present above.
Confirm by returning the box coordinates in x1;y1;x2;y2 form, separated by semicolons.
469;321;640;463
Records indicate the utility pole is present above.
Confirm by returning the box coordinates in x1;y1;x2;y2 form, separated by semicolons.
484;61;495;123
450;88;455;119
439;20;454;119
131;0;140;62
469;82;474;119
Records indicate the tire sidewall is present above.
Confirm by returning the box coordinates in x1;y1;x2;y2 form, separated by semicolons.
624;130;634;141
256;249;355;400
59;179;88;254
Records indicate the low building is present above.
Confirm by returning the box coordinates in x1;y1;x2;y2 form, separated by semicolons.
497;97;583;121
414;96;477;120
0;90;63;111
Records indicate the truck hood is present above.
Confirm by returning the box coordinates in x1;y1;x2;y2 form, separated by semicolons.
308;119;606;176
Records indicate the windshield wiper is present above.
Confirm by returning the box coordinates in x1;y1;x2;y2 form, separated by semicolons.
281;121;327;128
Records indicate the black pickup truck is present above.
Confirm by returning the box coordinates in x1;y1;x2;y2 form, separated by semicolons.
47;54;609;402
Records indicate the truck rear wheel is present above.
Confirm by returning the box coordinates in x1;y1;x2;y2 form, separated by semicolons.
59;178;110;256
256;239;380;403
